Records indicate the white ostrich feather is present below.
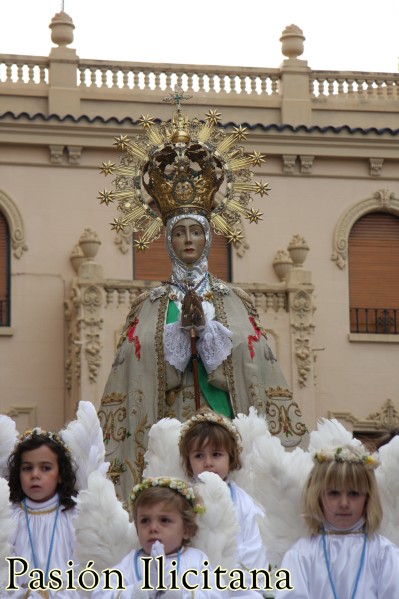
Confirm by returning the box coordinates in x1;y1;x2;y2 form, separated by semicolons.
376;435;399;545
143;417;185;479
308;418;363;453
0;414;18;477
192;471;239;571
231;408;270;496
60;401;109;491
0;477;14;586
74;470;136;571
251;434;313;567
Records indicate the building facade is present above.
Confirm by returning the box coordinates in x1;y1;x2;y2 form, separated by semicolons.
0;14;398;439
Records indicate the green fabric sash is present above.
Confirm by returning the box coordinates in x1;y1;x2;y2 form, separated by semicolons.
166;300;233;418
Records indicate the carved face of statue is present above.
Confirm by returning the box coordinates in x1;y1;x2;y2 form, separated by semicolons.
171;218;206;265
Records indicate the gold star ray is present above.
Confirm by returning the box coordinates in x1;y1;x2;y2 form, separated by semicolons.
110;217;126;233
98;190;115;206
255;181;270;197
226;229;244;245
246;208;263;223
249;152;266;167
100;161;116;176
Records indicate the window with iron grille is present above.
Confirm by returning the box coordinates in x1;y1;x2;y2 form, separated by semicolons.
348;212;399;334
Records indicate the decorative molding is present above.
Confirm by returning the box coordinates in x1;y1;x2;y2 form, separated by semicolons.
282;154;297;174
331;189;399;269
84;316;103;383
49;145;65;164
114;223;134;254
329;398;399;432
290;289;315;387
67;145;82;165
6;405;37;428
300;155;314;174
369;157;383;177
82;285;102;313
0;189;28;258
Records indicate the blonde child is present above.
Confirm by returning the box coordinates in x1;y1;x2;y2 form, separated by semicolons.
275;445;399;598
6;428;82;598
179;411;269;596
91;476;228;598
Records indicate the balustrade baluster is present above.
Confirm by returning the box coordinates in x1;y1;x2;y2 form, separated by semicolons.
28;65;35;84
277;293;286;312
17;64;23;83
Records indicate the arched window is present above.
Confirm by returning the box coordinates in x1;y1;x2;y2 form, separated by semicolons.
0;211;10;326
133;232;231;282
348;212;399;334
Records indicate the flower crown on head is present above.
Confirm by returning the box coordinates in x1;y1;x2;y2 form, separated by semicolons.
313;445;380;470
130;476;205;514
179;411;243;453
17;427;70;454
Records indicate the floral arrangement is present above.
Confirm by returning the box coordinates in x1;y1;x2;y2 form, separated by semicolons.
313;445;380;469
179;411;243;453
130;477;205;514
17;427;71;454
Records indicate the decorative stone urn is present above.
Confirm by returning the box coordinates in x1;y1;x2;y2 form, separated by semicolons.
49;11;75;47
288;234;309;267
70;243;86;274
79;229;101;260
273;249;293;281
280;24;305;59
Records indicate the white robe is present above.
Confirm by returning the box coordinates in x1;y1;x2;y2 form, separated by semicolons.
275;531;399;598
90;546;228;598
6;494;84;598
228;481;269;597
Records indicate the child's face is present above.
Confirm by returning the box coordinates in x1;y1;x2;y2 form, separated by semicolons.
189;442;230;481
20;444;60;503
136;501;190;556
321;488;367;530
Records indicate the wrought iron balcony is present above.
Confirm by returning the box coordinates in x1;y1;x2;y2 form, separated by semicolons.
350;307;398;334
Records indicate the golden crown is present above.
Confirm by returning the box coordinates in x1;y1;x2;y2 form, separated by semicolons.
98;89;269;251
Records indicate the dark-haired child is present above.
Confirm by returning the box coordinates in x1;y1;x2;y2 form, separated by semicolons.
7;427;81;597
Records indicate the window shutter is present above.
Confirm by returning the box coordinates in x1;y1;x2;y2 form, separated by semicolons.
0;213;10;325
348;212;399;333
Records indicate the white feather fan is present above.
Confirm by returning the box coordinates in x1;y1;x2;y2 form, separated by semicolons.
74;470;137;571
308;417;363;453
60;400;109;491
0;477;14;587
376;435;399;546
231;407;270;496
143;417;184;479
251;433;313;567
192;471;239;571
0;414;18;477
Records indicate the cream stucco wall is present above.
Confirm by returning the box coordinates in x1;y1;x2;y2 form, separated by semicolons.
0;13;398;436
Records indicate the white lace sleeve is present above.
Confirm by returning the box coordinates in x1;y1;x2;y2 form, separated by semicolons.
196;320;233;374
164;321;191;373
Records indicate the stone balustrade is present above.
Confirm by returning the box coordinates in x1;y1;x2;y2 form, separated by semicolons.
0;54;49;85
2;53;399;101
311;70;399;99
102;279;288;312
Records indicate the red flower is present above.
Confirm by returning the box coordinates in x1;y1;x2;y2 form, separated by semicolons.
127;317;141;360
247;316;261;359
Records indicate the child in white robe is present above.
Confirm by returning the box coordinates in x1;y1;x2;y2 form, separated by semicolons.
179;410;269;597
275;444;399;598
6;428;82;598
91;477;228;598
